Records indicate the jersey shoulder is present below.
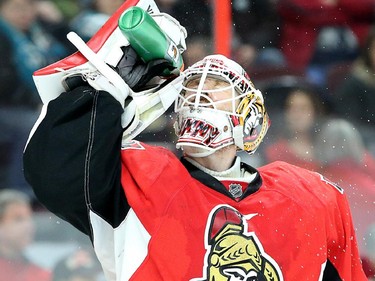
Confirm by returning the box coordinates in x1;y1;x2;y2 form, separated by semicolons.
258;161;344;202
120;140;190;187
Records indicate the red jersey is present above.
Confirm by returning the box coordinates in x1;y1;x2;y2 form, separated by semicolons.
321;155;375;254
23;86;367;280
116;141;365;280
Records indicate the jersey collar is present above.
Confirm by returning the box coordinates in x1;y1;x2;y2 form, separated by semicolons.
180;157;262;201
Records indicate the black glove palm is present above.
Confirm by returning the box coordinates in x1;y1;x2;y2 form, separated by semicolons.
116;46;177;92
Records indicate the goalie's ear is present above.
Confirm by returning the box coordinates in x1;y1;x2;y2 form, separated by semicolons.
116;46;177;92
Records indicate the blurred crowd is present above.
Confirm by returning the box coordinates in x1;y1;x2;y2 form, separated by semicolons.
0;0;374;279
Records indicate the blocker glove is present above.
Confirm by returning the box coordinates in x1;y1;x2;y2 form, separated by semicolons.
116;46;177;92
64;46;177;93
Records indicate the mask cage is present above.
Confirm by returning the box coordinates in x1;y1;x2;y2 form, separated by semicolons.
175;56;261;119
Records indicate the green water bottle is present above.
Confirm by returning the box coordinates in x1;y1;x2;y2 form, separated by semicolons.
118;6;183;76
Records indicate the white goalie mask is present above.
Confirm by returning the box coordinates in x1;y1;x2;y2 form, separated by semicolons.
174;54;270;157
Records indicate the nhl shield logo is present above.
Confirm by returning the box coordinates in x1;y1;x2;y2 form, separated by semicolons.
228;183;243;198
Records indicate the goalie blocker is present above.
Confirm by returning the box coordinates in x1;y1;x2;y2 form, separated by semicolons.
31;0;187;140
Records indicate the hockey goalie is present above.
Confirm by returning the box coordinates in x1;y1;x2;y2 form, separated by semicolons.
23;0;367;280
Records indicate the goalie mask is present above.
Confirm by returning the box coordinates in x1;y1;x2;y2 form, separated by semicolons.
174;55;270;157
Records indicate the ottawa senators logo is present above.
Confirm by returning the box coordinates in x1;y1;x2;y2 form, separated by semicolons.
191;205;283;281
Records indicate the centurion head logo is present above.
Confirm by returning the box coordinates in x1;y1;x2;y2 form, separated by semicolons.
191;205;283;281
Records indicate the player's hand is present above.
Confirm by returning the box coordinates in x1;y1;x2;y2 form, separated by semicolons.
116;46;177;92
